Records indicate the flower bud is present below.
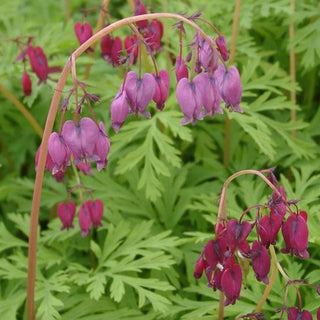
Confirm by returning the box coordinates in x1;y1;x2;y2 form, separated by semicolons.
193;254;206;279
175;56;188;82
221;66;243;112
287;307;312;320
124;71;156;117
87;199;104;227
27;46;49;83
79;202;92;237
21;70;32;96
134;0;148;29
251;240;270;284
153;70;170;111
74;22;93;45
111;88;129;133
93;122;110;171
215;35;229;61
57;201;76;230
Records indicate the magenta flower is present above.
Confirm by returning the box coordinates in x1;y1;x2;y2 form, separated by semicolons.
215;35;229;61
196;73;222;118
193;254;206;279
225;219;252;255
79;203;92;237
251;240;270;284
198;37;218;72
176;74;205;125
48;132;70;174
221;261;242;306
74;22;93;45
144;19;163;52
212;268;223;291
57;201;76;230
111;87;129;133
175;56;189;82
93;122;110;171
257;213;283;247
221;66;243;112
124;34;139;64
317;307;320;320
62;117;99;163
21;70;32;96
101;35;122;66
287;307;312;320
77;162;93;175
134;0;148;29
153;70;170;111
27;46;49;83
124;71;156;117
204;238;227;269
87;199;104;227
281;212;310;259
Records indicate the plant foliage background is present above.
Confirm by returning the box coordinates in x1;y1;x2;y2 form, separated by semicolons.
0;0;320;319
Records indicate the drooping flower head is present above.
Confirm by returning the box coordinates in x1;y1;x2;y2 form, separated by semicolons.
111;86;129;133
287;307;313;320
21;70;32;96
86;199;104;227
57;201;76;230
153;69;170;111
48;132;70;174
124;71;156;117
251;240;270;284
79;202;92;237
281;211;310;259
27;46;49;83
257;213;283;247
221;66;243;113
74;22;93;45
176;74;205;125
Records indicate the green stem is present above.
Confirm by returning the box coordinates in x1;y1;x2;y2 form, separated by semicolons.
0;83;43;137
223;0;241;169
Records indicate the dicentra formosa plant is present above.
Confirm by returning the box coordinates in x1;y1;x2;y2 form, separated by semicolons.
193;168;320;319
23;2;319;320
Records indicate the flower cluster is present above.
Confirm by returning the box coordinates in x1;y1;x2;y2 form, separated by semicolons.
16;39;61;96
35;117;110;182
194;170;314;315
57;199;104;237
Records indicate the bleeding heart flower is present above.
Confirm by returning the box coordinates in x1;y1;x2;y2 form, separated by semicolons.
74;22;93;45
57;201;76;230
111;86;129;133
79;202;92;237
287;307;313;320
215;35;229;61
153;69;170;111
86;199;104;227
21;70;32;96
175;56;188;82
251;240;270;284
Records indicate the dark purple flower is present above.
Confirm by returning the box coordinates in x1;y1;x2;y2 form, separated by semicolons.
281;212;309;259
176;74;205;125
153;69;170;111
215;35;229;61
48;132;70;174
221;261;242;306
79;202;92;237
143;19;163;52
134;0;148;29
27;46;49;83
175;56;189;82
87;199;104;227
101;35;122;66
257;213;283;247
212;268;223;291
225;219;252;255
204;238;227;269
221;66;243;112
57;201;76;230
124;34;139;64
193;254;206;279
21;70;32;96
287;307;312;320
74;22;93;45
251;240;270;284
196;73;222;118
124;71;156;117
93;122;110;171
317;307;320;320
111;87;129;133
